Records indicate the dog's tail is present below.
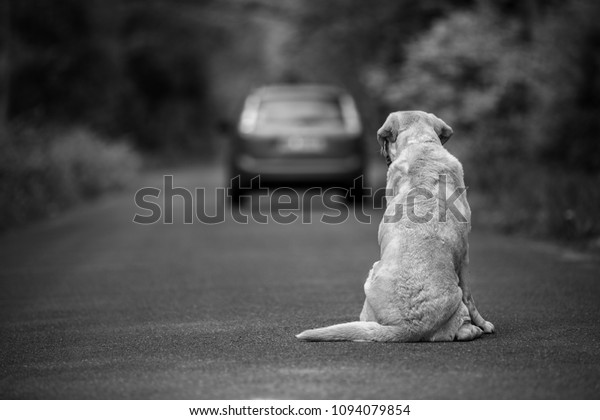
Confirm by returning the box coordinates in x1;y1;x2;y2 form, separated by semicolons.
296;321;419;342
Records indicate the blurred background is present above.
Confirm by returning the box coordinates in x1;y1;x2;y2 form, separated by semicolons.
0;0;599;244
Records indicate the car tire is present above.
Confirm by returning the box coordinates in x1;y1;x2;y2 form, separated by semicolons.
228;168;250;208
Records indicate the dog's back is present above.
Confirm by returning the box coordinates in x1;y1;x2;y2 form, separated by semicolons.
382;142;470;250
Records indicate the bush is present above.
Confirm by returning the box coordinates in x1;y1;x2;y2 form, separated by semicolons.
49;129;140;198
466;160;600;241
0;127;140;230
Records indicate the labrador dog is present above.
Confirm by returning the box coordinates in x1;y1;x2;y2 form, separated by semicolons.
296;111;494;342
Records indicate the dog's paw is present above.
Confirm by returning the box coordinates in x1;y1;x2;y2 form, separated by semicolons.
480;320;495;334
456;324;483;341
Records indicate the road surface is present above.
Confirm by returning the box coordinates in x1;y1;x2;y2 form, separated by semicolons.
1;165;599;399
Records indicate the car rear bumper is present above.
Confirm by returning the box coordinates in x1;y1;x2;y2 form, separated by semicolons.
232;155;365;183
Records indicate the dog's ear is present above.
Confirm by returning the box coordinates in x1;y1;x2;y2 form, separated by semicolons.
430;114;453;144
377;113;400;150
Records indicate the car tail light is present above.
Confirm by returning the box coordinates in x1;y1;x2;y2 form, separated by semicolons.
239;96;260;134
340;95;362;135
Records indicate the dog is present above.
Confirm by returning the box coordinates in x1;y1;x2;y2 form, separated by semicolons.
296;111;494;342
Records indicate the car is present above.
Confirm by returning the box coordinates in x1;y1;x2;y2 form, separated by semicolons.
228;84;366;203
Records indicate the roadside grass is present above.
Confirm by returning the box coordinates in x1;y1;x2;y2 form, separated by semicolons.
0;126;141;231
465;158;600;247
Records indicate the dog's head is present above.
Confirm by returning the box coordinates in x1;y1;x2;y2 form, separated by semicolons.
377;111;453;166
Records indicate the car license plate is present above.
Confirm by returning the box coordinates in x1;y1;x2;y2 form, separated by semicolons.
279;136;325;153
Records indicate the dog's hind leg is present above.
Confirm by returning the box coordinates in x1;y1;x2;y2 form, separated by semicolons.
456;322;483;341
445;301;483;341
463;293;494;333
428;301;482;341
457;245;495;334
360;262;379;322
359;299;377;322
427;300;472;341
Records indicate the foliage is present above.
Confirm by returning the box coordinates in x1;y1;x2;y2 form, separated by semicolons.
526;0;600;172
6;0;222;152
0;127;140;230
370;11;523;128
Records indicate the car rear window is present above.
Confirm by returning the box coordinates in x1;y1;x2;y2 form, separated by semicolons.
256;98;344;129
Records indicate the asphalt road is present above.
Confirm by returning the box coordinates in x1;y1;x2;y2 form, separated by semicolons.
1;165;599;399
